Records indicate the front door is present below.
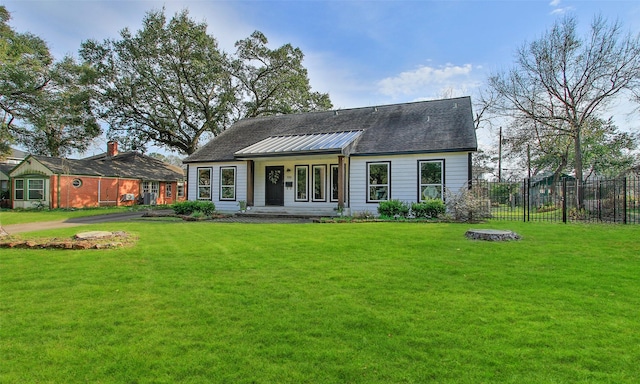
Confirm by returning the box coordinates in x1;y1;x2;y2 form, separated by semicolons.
265;166;285;206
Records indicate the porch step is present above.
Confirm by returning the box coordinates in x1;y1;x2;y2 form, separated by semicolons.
238;206;339;218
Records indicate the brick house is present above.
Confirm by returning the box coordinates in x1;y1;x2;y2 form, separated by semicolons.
9;142;186;209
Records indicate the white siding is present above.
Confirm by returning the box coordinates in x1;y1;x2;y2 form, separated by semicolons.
348;152;470;214
187;161;247;212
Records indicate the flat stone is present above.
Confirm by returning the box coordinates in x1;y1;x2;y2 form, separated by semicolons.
75;231;116;240
465;229;521;241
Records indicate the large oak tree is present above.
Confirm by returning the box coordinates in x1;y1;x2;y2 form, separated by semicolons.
80;8;233;155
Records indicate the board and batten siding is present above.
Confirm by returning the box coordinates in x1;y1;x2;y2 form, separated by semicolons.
187;161;247;211
348;152;471;214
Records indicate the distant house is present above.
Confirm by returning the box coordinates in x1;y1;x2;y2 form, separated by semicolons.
1;148;27;207
183;97;477;215
8;142;186;209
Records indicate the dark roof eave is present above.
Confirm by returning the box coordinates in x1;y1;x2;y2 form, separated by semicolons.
350;147;478;157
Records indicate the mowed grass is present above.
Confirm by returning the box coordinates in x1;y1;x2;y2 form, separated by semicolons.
1;220;639;383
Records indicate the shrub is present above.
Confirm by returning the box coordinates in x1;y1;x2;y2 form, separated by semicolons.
445;184;491;222
378;199;410;218
173;201;216;216
411;199;446;218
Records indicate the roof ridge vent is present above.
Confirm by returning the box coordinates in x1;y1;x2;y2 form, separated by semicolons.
334;110;339;116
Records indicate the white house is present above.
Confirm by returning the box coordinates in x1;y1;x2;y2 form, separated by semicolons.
183;97;478;216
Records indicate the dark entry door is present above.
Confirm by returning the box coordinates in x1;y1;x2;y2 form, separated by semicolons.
265;166;285;206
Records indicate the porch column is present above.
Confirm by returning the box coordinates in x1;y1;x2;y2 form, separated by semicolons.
338;156;345;209
246;160;254;206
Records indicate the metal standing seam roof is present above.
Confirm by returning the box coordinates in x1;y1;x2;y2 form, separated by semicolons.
234;130;364;157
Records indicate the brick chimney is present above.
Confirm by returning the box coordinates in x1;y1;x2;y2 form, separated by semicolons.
107;141;118;157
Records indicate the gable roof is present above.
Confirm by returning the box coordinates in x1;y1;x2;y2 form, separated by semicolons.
12;152;184;181
184;97;477;163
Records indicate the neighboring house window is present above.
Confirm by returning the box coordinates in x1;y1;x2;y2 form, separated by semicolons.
177;181;185;198
143;181;160;195
295;165;308;201
1;180;8;198
28;179;44;200
72;179;82;188
197;168;211;200
312;165;326;201
166;183;172;198
14;179;24;200
330;164;339;202
367;162;390;202
220;166;236;200
419;160;444;200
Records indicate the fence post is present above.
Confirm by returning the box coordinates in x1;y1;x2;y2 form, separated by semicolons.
623;178;627;224
562;178;567;223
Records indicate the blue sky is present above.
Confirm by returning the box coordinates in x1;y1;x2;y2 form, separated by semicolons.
3;0;640;152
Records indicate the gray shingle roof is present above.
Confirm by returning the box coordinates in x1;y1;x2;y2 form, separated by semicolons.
23;152;184;181
184;97;477;163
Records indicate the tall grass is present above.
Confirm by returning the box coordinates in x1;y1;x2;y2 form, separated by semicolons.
1;221;639;383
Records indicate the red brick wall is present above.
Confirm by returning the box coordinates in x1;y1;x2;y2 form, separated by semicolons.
51;175;141;209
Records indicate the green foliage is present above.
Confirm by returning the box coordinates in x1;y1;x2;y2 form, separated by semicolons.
0;6;100;156
172;200;215;216
230;31;332;120
377;199;409;218
80;9;332;155
411;199;446;218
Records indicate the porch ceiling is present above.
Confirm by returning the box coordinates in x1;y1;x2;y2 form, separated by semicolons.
234;130;363;159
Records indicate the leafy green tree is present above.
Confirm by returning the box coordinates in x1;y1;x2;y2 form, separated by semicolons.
1;6;100;157
80;8;234;155
230;31;332;120
488;15;640;204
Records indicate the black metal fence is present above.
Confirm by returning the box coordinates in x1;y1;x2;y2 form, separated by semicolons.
472;177;640;224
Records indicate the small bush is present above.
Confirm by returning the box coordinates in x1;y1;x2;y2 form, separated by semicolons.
411;199;446;218
445;184;492;222
173;201;216;216
378;199;410;218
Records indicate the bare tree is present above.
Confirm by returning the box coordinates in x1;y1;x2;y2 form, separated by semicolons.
488;15;640;206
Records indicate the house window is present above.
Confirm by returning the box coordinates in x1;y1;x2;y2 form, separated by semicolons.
367;162;390;202
0;180;7;199
220;166;236;200
72;179;82;188
330;164;340;202
166;183;172;198
197;168;211;200
295;165;308;201
312;165;326;201
177;181;185;198
28;179;45;200
419;160;444;200
143;181;159;195
14;179;24;200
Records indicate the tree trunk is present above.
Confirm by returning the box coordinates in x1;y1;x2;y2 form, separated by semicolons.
574;129;584;209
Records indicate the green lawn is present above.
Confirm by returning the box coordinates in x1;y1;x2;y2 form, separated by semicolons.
1;220;639;383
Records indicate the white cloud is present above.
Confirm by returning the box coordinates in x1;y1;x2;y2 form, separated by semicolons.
376;64;480;99
549;0;561;7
